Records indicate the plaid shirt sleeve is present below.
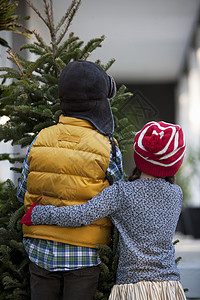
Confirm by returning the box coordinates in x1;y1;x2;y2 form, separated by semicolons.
16;137;37;203
106;145;124;184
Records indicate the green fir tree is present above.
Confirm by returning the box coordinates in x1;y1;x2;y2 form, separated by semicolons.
0;0;135;299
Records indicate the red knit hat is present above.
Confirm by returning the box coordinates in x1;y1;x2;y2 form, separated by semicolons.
133;121;186;177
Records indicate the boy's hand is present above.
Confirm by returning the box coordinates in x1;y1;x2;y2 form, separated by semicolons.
21;204;38;226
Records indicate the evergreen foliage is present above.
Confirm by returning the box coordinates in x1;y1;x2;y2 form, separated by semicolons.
0;180;29;300
0;0;135;298
0;0;31;48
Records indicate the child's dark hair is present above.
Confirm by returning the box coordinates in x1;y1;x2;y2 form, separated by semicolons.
128;167;175;184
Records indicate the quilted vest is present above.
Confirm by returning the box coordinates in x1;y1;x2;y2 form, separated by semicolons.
23;115;112;248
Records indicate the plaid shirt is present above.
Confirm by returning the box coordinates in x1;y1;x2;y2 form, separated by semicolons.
17;137;123;271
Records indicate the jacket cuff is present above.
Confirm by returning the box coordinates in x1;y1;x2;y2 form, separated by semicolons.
20;204;38;226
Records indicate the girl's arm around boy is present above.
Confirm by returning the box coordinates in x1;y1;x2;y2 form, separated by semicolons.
21;180;124;227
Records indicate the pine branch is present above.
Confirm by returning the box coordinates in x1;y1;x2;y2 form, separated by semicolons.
54;57;66;69
0;0;32;47
55;0;81;35
80;35;105;60
8;206;24;231
32;29;52;52
7;50;29;70
42;74;59;84
20;44;46;56
111;92;133;108
24;0;48;28
0;154;23;164
0;67;21;80
43;0;57;54
7;49;24;76
54;34;79;58
32;120;54;133
25;52;52;77
104;59;116;72
99;263;110;279
43;0;54;30
175;256;182;264
13;79;31;90
56;0;81;45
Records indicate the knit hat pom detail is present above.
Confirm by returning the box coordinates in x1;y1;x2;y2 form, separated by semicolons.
142;130;166;153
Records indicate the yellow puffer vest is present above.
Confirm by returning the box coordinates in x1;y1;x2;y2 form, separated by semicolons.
23;115;112;248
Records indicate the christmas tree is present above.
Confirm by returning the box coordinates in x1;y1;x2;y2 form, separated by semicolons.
0;0;135;299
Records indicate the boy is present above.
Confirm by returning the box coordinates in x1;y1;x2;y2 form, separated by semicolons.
18;60;123;300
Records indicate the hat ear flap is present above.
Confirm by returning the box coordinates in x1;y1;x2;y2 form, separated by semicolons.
108;75;116;99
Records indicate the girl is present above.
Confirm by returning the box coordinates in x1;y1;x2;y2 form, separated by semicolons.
21;121;187;300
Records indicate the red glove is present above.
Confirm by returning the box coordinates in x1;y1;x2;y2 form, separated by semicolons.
21;204;38;226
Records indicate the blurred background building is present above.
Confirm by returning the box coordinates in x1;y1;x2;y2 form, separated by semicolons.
0;1;200;297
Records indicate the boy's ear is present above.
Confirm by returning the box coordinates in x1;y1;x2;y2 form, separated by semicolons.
108;75;116;99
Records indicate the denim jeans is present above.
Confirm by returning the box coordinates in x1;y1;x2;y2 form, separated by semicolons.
29;261;100;300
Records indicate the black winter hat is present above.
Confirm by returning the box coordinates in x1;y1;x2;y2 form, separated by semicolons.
59;60;116;136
